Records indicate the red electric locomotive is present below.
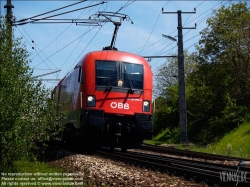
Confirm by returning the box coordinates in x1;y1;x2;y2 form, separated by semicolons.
53;49;153;151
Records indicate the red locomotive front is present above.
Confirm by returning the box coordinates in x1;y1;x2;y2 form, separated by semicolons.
54;50;153;151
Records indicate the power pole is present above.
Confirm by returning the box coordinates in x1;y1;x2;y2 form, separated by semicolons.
4;0;14;45
162;9;196;144
4;0;14;26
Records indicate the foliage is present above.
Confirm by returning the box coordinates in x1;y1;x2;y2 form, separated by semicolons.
145;127;180;145
153;86;178;135
197;2;250;107
153;2;250;145
0;18;65;172
155;127;180;144
186;2;250;144
153;52;197;136
14;157;64;173
154;50;197;96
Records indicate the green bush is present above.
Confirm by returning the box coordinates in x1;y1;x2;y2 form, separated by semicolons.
0;18;65;172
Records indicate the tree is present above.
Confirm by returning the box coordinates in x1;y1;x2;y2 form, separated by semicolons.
154;51;197;96
153;51;197;135
0;18;64;172
197;2;250;107
153;2;250;145
185;2;250;144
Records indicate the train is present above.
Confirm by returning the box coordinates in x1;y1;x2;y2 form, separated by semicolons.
53;49;153;152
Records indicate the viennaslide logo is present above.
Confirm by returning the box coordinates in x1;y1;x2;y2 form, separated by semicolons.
219;168;248;186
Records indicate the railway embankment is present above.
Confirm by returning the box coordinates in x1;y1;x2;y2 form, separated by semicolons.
146;122;250;160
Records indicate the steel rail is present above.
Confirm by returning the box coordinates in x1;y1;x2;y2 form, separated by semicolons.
140;143;250;162
96;148;250;187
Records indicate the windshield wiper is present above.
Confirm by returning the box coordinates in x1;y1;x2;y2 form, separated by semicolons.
125;65;134;94
105;70;117;91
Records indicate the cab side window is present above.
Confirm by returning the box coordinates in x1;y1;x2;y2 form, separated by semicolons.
78;67;83;84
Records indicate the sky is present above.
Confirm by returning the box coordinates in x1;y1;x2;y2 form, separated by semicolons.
0;0;247;90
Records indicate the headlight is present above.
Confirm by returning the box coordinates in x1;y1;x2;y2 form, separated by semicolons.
143;100;150;112
87;95;95;107
143;101;149;106
88;96;93;101
118;80;123;87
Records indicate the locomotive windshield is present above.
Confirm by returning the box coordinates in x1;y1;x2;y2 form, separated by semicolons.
96;60;143;90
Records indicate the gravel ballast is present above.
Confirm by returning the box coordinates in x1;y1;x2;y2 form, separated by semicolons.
49;150;207;187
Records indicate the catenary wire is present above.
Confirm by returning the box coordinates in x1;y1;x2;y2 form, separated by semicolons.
138;10;162;55
151;0;230;75
30;2;105;22
15;26;52;71
15;0;87;22
140;0;228;61
59;1;110;72
136;0;224;56
30;0;98;60
20;25;58;69
59;4;109;71
32;26;97;68
64;0;136;74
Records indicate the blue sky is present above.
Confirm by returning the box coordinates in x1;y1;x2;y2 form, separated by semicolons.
0;0;246;89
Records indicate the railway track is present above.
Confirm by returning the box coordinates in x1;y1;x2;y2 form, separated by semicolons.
96;148;250;187
139;143;250;162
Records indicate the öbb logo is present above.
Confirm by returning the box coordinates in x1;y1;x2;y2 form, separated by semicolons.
110;102;129;110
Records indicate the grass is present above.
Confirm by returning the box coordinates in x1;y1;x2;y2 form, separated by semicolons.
146;122;250;159
14;157;64;173
145;127;180;145
0;157;89;187
187;122;250;159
